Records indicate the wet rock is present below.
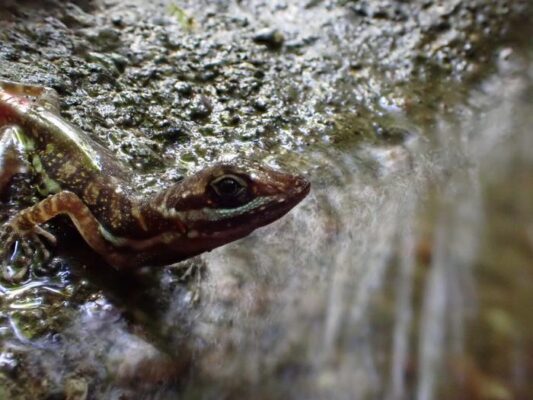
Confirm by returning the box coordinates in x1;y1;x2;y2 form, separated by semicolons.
253;97;268;112
61;3;94;28
152;121;188;143
189;96;213;119
219;110;242;126
85;52;122;76
64;378;88;400
253;28;285;49
349;3;369;17
33;256;68;277
174;81;193;96
84;27;122;51
373;125;412;144
111;15;123;27
0;351;19;377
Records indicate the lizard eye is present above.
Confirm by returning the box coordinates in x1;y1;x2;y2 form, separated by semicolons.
210;174;248;200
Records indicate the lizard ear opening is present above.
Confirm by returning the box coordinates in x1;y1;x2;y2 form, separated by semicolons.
209;174;251;207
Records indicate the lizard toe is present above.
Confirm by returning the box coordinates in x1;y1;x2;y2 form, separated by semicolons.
0;225;53;283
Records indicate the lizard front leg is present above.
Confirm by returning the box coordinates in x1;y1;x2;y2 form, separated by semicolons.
1;190;128;281
0;125;29;195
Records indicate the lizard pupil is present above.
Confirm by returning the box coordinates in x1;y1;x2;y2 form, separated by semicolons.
214;178;241;196
210;174;249;205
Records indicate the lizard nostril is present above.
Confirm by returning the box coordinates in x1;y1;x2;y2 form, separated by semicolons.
298;176;310;188
292;175;311;197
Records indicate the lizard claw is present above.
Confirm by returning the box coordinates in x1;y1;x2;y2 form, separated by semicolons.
0;223;56;283
33;225;57;246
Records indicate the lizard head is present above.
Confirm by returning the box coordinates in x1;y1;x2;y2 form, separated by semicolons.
153;161;310;256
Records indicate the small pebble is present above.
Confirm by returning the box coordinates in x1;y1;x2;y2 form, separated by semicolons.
253;28;285;49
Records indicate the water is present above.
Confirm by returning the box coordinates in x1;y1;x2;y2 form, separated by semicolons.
183;46;533;399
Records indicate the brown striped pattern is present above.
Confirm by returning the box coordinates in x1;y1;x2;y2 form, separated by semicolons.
10;190;121;264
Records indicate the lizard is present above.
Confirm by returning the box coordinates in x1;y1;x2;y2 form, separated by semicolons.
0;79;310;279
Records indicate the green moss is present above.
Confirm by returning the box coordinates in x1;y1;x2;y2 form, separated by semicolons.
167;3;195;31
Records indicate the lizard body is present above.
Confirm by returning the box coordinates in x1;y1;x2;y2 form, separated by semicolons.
0;80;309;274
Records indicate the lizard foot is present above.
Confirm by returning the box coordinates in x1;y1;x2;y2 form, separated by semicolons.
0;223;56;283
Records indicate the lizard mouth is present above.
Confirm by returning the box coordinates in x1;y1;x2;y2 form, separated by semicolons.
262;177;310;222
